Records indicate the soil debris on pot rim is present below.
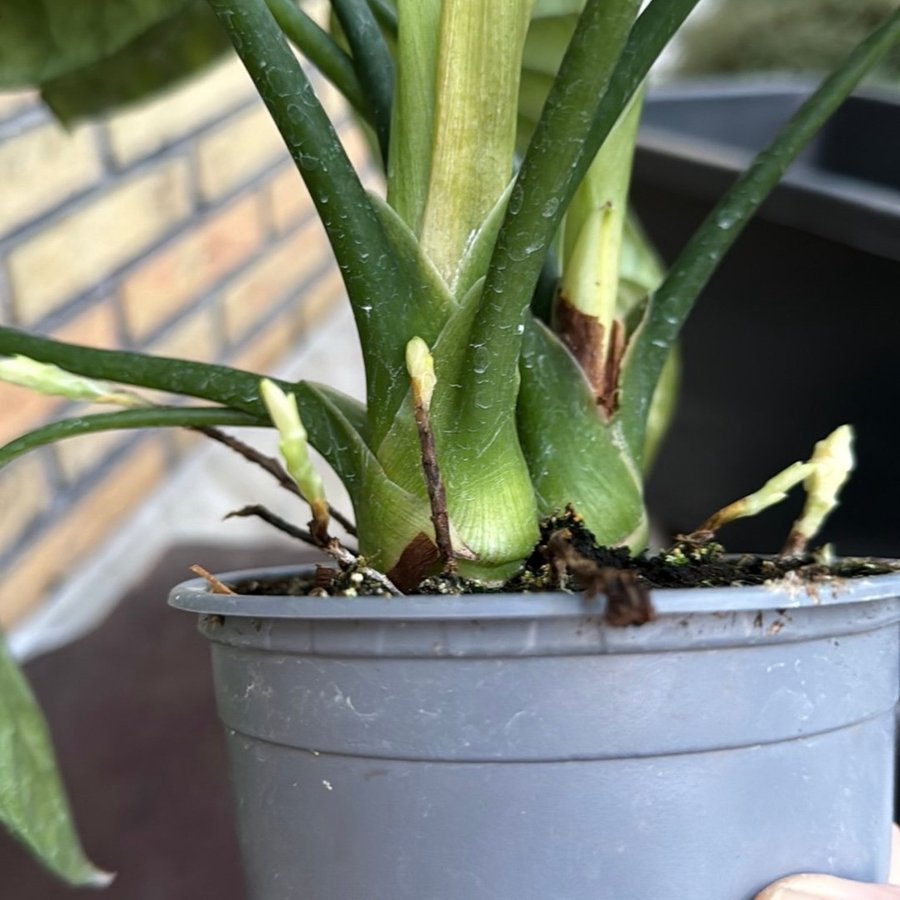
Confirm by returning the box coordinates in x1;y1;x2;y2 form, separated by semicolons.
224;508;898;599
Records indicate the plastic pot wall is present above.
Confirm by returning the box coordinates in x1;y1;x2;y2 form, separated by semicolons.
171;567;900;900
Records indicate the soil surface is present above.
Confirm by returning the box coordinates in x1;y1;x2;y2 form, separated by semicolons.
230;509;898;607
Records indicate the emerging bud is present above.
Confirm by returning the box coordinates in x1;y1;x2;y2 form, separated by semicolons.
0;355;147;407
783;425;855;557
259;378;329;541
405;337;436;410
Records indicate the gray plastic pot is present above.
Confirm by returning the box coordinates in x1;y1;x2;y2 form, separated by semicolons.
170;567;900;900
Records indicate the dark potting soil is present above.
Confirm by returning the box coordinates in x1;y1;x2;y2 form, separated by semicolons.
228;508;898;602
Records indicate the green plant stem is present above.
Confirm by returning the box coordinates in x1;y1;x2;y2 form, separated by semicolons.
458;0;640;429
330;0;395;161
460;0;700;434
263;0;366;115
206;0;422;445
418;0;533;288
617;7;900;459
0;408;261;468
387;0;441;233
366;0;397;35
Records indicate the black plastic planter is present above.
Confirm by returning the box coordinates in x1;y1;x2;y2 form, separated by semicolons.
171;566;900;900
633;82;900;557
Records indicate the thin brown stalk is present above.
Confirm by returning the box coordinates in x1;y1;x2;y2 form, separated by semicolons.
226;505;401;596
410;394;456;573
225;504;319;546
197;426;357;535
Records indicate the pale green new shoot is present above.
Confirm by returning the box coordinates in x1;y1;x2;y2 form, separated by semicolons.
784;425;855;557
405;336;436;411
0;355;148;408
690;460;814;540
259;378;329;541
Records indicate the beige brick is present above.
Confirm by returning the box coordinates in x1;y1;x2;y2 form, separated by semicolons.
0;383;61;446
340;122;374;177
106;58;255;167
221;219;329;341
292;265;345;337
0;455;48;557
229;317;295;375
0;122;102;240
122;194;266;340
315;75;350;125
51;301;119;348
9;160;192;323
267;165;314;234
148;306;218;363
196;105;287;201
0;438;166;626
53;402;127;483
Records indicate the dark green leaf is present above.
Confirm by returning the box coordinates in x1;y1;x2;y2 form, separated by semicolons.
0;0;189;89
331;0;395;162
618;7;900;460
366;0;398;36
42;0;231;125
264;0;367;115
206;0;428;447
0;328;367;473
0;635;112;887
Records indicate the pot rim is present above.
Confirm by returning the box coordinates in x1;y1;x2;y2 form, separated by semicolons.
168;562;900;621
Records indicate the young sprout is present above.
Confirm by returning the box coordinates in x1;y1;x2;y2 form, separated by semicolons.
259;378;330;543
405;336;455;572
782;424;855;557
687;460;814;543
0;355;148;407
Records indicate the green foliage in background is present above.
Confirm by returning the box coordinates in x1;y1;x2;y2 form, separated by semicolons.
678;0;900;83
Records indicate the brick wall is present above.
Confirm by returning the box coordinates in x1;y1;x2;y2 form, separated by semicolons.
0;57;368;627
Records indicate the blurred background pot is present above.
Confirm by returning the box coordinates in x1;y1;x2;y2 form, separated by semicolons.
171;565;900;900
633;83;900;556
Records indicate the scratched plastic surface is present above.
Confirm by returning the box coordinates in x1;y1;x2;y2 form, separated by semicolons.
171;568;900;900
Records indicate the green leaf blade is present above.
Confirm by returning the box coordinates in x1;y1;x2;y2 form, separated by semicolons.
41;0;231;124
0;636;112;887
206;0;432;446
330;0;395;162
0;0;189;89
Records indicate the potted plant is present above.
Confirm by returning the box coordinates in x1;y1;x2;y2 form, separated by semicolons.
1;1;899;898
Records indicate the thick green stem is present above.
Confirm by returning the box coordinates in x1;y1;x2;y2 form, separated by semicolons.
387;0;441;234
419;0;533;289
561;87;644;325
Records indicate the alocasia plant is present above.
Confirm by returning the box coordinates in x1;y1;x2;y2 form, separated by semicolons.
0;0;897;884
